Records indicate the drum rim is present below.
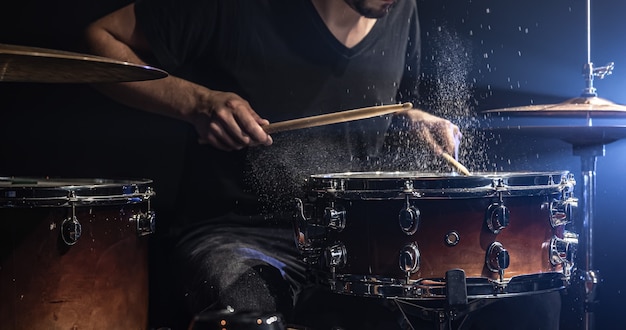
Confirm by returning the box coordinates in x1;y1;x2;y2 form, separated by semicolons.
306;171;572;199
309;171;568;180
0;176;155;207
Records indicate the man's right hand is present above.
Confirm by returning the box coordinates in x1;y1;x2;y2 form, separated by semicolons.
192;90;273;151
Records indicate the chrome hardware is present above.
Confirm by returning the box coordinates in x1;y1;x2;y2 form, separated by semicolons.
133;211;156;236
398;196;419;235
549;174;578;228
399;243;421;282
549;199;574;227
582;63;595;96
582;62;614;96
486;203;510;234
132;191;155;236
486;242;509;280
583;269;600;297
324;207;346;231
403;180;414;193
327;179;345;192
60;202;81;246
61;216;81;246
444;231;460;246
293;198;307;249
491;178;506;190
559;172;577;196
550;231;578;276
486;180;509;234
324;243;347;268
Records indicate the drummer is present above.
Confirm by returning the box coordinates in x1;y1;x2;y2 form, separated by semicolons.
83;0;535;329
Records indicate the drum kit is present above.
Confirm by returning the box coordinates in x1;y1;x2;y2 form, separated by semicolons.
0;2;622;325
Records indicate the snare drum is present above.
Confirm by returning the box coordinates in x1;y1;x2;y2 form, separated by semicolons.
0;177;155;329
294;171;578;299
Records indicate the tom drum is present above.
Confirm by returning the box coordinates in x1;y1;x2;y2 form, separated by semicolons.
0;177;155;329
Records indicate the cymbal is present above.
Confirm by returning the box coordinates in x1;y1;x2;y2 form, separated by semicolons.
483;96;626;116
0;43;168;83
481;96;626;146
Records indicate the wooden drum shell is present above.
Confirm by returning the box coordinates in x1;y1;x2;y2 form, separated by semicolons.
0;178;153;330
297;171;575;298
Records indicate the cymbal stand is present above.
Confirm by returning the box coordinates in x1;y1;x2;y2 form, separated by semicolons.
570;1;615;328
580;0;614;99
571;143;602;330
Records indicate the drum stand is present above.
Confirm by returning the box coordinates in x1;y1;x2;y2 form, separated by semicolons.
390;269;500;330
570;143;602;330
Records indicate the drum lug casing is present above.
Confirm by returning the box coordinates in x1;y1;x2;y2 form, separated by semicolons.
133;186;156;236
550;231;579;276
133;210;156;236
486;242;510;280
398;204;420;235
324;243;347;268
549;198;578;228
550;174;578;227
399;242;421;282
293;198;310;250
486;180;510;234
324;207;346;231
486;203;510;234
61;216;82;245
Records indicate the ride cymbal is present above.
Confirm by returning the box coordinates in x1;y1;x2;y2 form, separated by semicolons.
481;96;626;146
0;43;167;83
483;96;626;116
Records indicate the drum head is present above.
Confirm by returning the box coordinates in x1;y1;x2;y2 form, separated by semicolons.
0;177;154;207
307;171;570;199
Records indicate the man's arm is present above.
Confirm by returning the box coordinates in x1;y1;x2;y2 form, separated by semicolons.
84;4;272;150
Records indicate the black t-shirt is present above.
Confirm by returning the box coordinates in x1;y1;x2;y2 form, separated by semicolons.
135;0;421;221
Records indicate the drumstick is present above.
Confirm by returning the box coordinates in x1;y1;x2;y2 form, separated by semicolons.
197;103;412;145
262;102;413;134
441;152;471;176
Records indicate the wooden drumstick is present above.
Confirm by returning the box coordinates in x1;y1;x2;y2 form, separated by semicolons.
198;103;412;144
442;152;471;176
262;102;413;134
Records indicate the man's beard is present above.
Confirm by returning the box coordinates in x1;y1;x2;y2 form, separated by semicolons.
345;0;396;19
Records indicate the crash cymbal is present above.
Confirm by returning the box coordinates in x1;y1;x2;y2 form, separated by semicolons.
483;96;626;116
481;96;626;146
0;43;168;83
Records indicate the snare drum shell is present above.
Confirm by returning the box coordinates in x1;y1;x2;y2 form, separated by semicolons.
304;172;566;282
333;196;556;280
0;180;151;330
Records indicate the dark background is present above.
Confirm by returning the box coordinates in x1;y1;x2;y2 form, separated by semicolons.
1;0;624;328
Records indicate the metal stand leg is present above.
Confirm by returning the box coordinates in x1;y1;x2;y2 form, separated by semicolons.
572;144;603;330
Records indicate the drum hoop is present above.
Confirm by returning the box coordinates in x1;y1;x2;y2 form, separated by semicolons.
307;171;570;200
0;177;155;207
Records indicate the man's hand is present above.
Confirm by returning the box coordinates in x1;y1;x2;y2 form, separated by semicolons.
192;91;273;151
395;108;462;157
